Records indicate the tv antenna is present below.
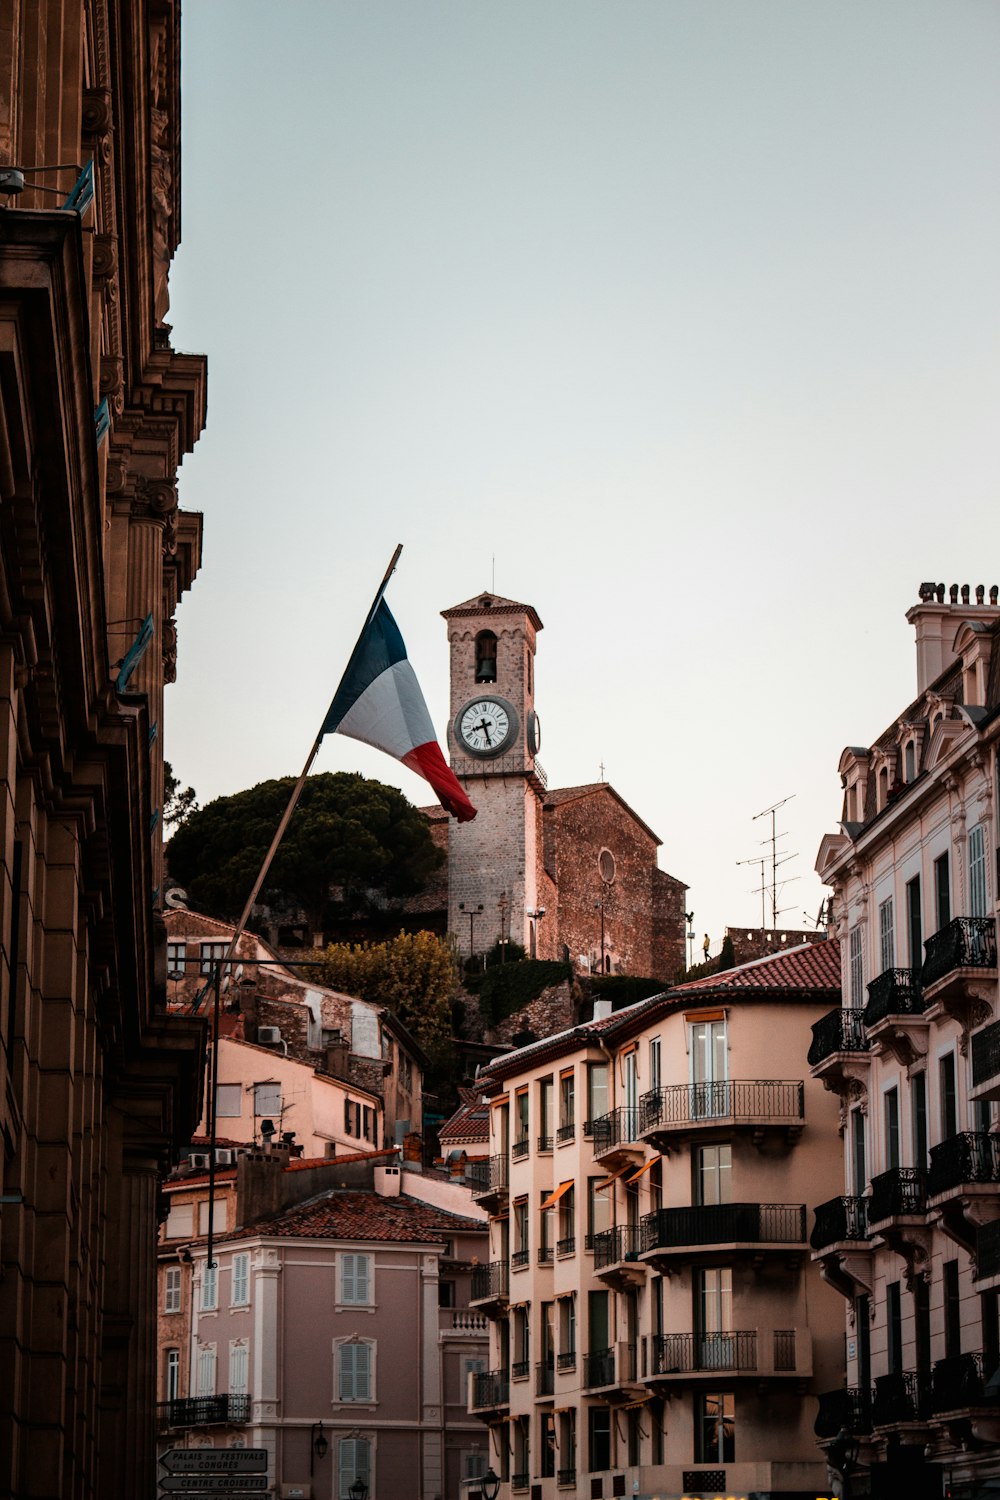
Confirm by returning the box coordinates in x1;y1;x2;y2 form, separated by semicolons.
750;794;800;930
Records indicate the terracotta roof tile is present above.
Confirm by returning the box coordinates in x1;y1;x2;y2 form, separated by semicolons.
220;1190;484;1243
674;939;841;993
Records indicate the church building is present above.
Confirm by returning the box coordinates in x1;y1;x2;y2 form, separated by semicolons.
436;592;687;981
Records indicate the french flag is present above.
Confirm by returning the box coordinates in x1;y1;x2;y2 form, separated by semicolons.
321;598;477;822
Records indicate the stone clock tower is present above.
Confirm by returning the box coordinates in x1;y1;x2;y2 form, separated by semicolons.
441;592;547;958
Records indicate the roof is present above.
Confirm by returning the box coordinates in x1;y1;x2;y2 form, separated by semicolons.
441;592;543;631
543;782;662;847
217;1189;485;1244
438;1090;490;1144
672;938;842;994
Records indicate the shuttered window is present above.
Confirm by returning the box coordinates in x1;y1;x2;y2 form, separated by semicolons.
231;1253;250;1306
229;1341;249;1395
878;897;894;973
201;1262;218;1312
970;825;988;918
338;1341;373;1402
340;1253;371;1305
849;927;864;1006
164;1267;181;1314
196;1344;216;1396
338;1437;371;1499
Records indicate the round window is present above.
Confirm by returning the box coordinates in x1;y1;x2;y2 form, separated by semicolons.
598;849;616;884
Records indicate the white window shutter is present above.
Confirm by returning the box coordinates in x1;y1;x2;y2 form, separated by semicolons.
196;1344;216;1396
356;1341;371;1399
229;1341;248;1395
355;1254;369;1303
341;1255;355;1303
339;1343;356;1402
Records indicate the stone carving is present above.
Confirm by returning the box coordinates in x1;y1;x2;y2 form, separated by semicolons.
162;619;177;684
81;88;113;140
149;23;173;326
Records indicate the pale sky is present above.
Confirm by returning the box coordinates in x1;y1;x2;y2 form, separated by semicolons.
166;1;1000;953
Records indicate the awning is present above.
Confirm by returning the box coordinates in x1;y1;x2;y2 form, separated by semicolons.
626;1154;663;1184
594;1164;632;1193
539;1180;574;1211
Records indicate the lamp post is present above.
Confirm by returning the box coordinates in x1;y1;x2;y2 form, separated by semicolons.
310;1422;329;1478
459;901;484;962
481;1468;501;1500
828;1424;860;1500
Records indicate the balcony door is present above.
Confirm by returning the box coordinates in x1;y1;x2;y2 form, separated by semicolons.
624;1050;638;1136
695;1144;732;1206
695;1268;733;1369
690;1017;728;1118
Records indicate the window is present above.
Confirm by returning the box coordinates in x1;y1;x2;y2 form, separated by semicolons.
232;1252;250;1306
201;1262;218;1312
851;1110;867;1195
884;1088;900;1171
588;1289;609;1355
945;1260;961;1359
970;825;988;918
229;1340;249;1395
849;926;864;1007
200;942;228;976
338;1437;371;1500
887;1282;903;1374
559;1295;576;1359
167;941;186;978
694;1144;732;1206
165;1347;180;1402
200;1199;228;1235
513;1198;529;1261
914;1278;931;1377
557;1184;575;1250
196;1343;216;1396
165;1203;194;1240
587;1177;612;1240
588;1405;611;1472
911;1073;927;1168
586;1062;607;1129
982;1290;1000;1379
940;1053;958;1140
539;1191;553;1260
438;1280;455;1308
514;1306;530;1369
164;1267;182;1314
540;1410;556;1478
694;1392;734;1463
515;1088;529;1146
559;1409;576;1477
339;1253;372;1306
253;1081;281;1117
907;877;922;971
463;1451;488;1482
649;1036;661;1093
337;1340;373;1402
878;897;895;973
514;1416;530;1483
538;1077;553;1148
474;630;497;683
215;1084;242;1118
935;853;951;931
695;1267;733;1359
905;741;916;782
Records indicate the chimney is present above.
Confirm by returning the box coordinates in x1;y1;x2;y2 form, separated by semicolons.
591;998;613;1021
374;1165;401;1197
906;582;1000;696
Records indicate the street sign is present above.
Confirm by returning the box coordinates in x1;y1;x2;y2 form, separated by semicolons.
160;1451;268;1475
158;1478;268;1494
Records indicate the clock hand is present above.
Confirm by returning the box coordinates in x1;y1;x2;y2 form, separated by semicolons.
476;718;494;744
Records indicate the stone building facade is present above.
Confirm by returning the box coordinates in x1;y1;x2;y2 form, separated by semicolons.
0;5;207;1498
812;583;1000;1500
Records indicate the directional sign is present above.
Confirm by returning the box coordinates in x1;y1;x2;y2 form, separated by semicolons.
160;1451;268;1474
158;1478;268;1494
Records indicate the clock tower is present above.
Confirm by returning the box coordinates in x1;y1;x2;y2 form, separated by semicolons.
441;592;546;959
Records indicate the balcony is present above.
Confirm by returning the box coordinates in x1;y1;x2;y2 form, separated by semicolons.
872;1370;931;1428
638;1079;804;1148
512;1137;530;1161
469;1155;508;1211
975;1218;1000;1285
810;1195;870;1250
929;1132;1000;1199
535;1358;554;1397
556;1235;575;1258
158;1395;252;1429
863;968;928;1065
440;1308;489;1337
649;1329;808;1385
640;1202;806;1268
922;917;997;1006
808;1007;869;1069
470;1368;510;1416
814;1387;872;1439
557;1351;576;1372
582;1341;642;1399
867;1168;927;1230
511;1249;530;1271
590;1107;643;1166
470;1260;509;1315
556;1122;575;1144
973;1020;1000;1101
592;1223;646;1285
930;1351;998;1415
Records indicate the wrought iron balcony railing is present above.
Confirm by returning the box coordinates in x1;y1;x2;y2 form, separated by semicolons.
471;1369;510;1410
864;967;924;1028
928;1132;1000;1197
556;1236;576;1257
810;1195;870;1250
512;1137;529;1160
977;1218;1000;1281
923;916;997;990
872;1370;931;1427
930;1351;995;1413
641;1202;806;1254
470;1260;509;1303
973;1020;1000;1088
469;1155;508;1198
511;1249;530;1270
652;1331;757;1375
537;1245;553;1264
557;1351;576;1370
868;1168;927;1224
814;1387;873;1438
592;1223;644;1270
808;1007;869;1067
512;1473;529;1491
583;1347;616;1389
639;1079;804;1134
537;1135;553;1152
535;1357;554;1396
158;1395;251;1428
512;1359;530;1380
556;1122;575;1142
557;1470;576;1488
591;1107;641;1155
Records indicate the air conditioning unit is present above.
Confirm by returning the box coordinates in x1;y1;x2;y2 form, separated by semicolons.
258;1026;282;1045
189;1152;211;1169
215;1149;234;1166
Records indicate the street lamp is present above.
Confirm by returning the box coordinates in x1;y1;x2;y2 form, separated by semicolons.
310;1422;328;1477
459;901;484;962
481;1468;501;1500
828;1424;860;1500
349;1481;368;1500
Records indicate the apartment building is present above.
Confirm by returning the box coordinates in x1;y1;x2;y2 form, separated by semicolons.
812;583;1000;1500
467;941;845;1499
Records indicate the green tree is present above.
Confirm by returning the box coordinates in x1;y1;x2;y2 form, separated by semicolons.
163;761;198;828
310;931;458;1056
165;772;443;931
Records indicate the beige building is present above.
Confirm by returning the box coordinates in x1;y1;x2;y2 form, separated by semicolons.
466;941;846;1499
813;583;1000;1500
0;4;208;1497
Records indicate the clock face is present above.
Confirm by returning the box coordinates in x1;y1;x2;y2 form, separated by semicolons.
456;697;518;758
527;710;541;756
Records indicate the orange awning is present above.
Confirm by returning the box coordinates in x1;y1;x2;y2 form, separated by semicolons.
539;1180;574;1211
594;1164;632;1193
626;1154;663;1184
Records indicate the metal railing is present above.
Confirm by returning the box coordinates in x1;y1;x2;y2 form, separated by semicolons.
868;1167;927;1223
512;1137;529;1160
557;1351;576;1371
864;967;924;1028
639;1080;804;1133
930;1351;993;1413
556;1122;575;1142
537;1135;553;1152
512;1359;530;1380
535;1357;554;1396
810;1195;870;1249
591;1107;641;1155
470;1261;509;1303
158;1395;251;1427
808;1008;869;1067
583;1348;615;1389
511;1249;530;1270
641;1202;806;1253
928;1132;1000;1196
511;1473;529;1491
814;1387;872;1438
774;1330;796;1371
978;1218;1000;1281
469;1155;508;1198
556;1236;576;1257
973;1020;1000;1087
537;1245;553;1264
593;1223;644;1269
653;1331;757;1374
557;1470;576;1488
872;1370;931;1426
471;1369;509;1410
923;916;997;989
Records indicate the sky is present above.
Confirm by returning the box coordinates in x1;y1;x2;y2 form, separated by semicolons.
166;1;1000;953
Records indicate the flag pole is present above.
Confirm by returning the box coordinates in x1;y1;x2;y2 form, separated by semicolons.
191;543;403;1011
